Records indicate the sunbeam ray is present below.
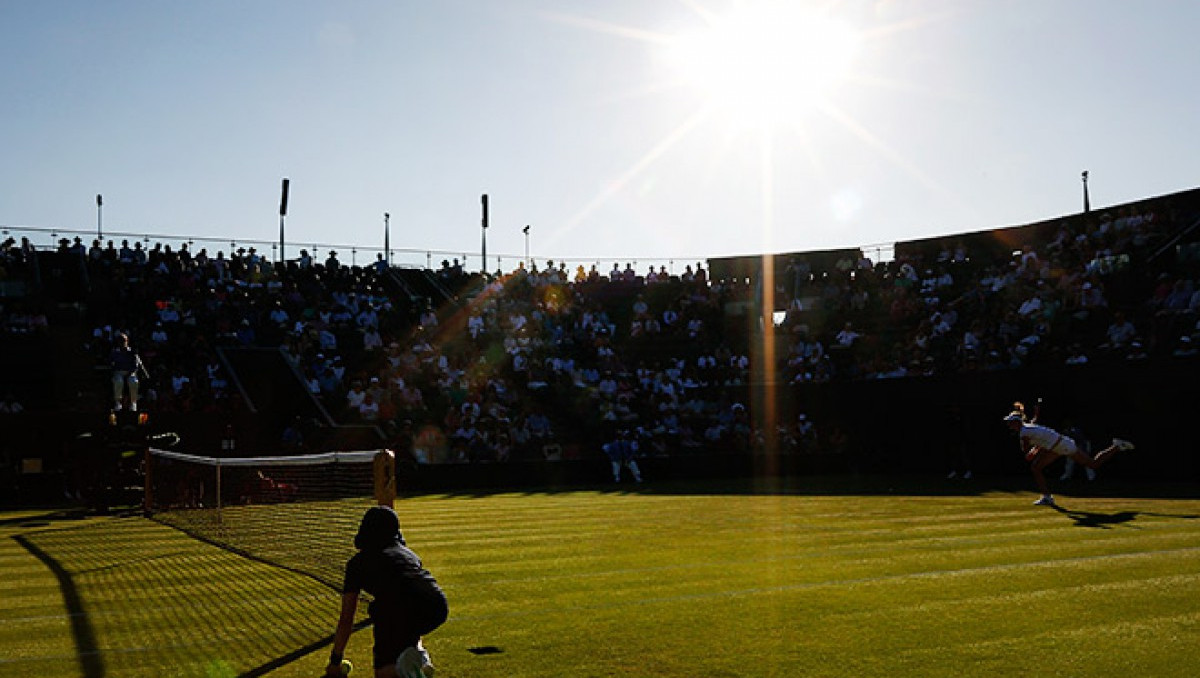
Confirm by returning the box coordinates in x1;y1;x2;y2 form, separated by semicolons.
549;107;712;251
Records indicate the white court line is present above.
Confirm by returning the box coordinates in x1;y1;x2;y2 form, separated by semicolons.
3;547;1197;668
446;526;1199;586
448;544;1200;621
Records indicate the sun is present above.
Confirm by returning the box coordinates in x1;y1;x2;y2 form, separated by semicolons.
542;1;936;243
662;2;861;129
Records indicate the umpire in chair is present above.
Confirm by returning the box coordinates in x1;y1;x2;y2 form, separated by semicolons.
109;332;147;412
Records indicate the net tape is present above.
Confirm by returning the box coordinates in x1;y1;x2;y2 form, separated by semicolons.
148;448;382;467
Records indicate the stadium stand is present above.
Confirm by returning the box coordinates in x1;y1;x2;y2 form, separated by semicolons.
2;186;1200;503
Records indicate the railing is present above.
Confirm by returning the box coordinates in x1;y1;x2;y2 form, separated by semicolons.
1148;215;1200;263
0;223;712;277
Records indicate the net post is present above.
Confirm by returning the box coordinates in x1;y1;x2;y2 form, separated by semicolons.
143;447;154;517
216;459;223;525
374;449;396;508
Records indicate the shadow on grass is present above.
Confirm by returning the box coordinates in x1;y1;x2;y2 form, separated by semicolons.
14;533;104;678
238;619;372;678
1052;507;1139;529
1052;505;1200;529
0;508;89;528
7;517;368;678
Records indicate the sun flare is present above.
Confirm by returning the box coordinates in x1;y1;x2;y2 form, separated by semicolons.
663;3;861;128
543;1;938;245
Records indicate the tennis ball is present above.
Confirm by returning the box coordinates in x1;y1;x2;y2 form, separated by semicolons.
340;659;353;675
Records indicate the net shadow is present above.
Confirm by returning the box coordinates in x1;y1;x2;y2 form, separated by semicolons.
14;533;105;678
8;518;355;676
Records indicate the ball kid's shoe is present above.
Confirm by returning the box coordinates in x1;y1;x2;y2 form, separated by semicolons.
396;644;435;678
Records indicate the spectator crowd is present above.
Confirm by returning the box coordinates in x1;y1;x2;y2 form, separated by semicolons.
3;191;1200;470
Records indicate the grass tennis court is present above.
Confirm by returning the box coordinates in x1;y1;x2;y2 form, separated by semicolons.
3;479;1199;677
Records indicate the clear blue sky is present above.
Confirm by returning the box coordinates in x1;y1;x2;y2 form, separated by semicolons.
3;1;1197;271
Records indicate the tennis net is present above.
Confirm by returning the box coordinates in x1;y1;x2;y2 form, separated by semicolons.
144;448;396;592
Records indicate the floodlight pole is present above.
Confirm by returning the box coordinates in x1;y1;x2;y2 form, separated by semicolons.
481;194;489;274
96;194;103;240
384;212;391;266
279;178;290;263
523;224;530;267
1082;171;1090;214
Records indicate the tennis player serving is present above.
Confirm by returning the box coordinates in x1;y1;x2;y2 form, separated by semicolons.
326;506;448;678
1003;401;1135;507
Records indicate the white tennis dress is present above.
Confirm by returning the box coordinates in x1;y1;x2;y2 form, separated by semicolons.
1019;422;1078;457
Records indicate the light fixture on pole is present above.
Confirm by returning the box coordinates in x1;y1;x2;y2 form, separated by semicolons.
1081;171;1090;214
96;194;103;240
523;224;530;267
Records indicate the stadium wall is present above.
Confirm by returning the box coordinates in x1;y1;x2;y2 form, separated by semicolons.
399;355;1198;493
3;355;1197;506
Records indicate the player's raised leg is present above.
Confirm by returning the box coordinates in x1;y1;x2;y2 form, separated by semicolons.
1075;438;1134;469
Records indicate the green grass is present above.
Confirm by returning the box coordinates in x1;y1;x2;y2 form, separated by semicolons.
3;481;1200;677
